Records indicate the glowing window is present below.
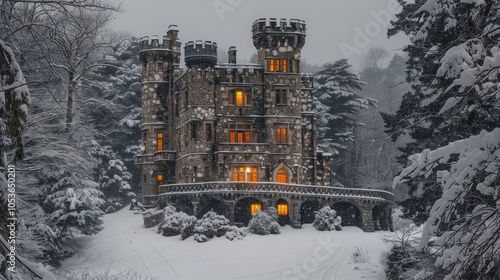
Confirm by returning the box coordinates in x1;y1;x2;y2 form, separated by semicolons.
269;59;276;72
157;132;163;151
229;89;250;106
277;203;289;216
250;203;262;215
157;173;163;183
276;59;281;72
276;127;288;144
276;168;288;183
229;123;252;143
232;166;258;182
282;59;287;72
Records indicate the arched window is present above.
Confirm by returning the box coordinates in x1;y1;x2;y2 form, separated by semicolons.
276;168;288;183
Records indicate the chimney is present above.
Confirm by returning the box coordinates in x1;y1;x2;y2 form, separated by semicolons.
228;46;237;64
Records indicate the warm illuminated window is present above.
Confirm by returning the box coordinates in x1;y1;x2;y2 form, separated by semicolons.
250;203;262;215
276;168;288;183
276;59;281;72
157;173;163;183
269;59;276;72
282;59;287;72
156;132;163;151
229;122;252;143
276;127;288;144
277;203;289;216
229;89;250;106
232;166;258;182
275;89;287;105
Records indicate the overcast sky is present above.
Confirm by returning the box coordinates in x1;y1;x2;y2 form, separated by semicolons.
111;0;409;69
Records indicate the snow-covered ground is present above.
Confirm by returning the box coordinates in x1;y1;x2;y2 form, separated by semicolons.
62;207;391;280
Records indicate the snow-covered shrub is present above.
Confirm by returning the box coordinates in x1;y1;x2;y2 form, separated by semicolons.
142;208;164;228
313;206;342;231
155;205;177;232
161;212;197;237
193;211;230;242
248;207;281;235
225;226;248;241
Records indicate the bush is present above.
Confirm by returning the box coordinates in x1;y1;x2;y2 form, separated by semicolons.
141;208;164;228
225;226;248;241
313;206;342;231
160;212;197;237
193;211;230;242
156;205;177;233
248;207;281;235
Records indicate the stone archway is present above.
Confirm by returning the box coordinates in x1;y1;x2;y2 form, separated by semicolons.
331;201;362;227
300;199;320;224
234;197;263;226
198;196;226;218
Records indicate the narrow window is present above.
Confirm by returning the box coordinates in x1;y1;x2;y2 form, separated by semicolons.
276;168;288;183
275;89;287;105
269;59;275;72
205;123;213;141
250;203;262;215
277;203;289;216
157;132;163;151
282;59;287;72
276;127;288;144
157;173;163;183
235;90;244;106
191;122;198;139
276;58;281;72
204;165;210;178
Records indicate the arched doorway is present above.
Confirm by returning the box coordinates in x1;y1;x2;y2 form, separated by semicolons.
273;164;292;183
276;198;290;226
300;200;320;224
198;196;226;218
331;202;361;227
235;197;263;226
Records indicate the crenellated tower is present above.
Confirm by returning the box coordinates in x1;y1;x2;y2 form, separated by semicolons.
184;40;218;69
137;26;181;196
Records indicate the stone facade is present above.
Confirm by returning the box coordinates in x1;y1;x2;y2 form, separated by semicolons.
136;18;393;231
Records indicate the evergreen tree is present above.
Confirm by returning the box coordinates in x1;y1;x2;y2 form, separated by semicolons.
313;58;375;186
383;0;500;223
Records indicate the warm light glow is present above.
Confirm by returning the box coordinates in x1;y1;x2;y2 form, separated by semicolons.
282;59;287;72
229;123;252;143
157;132;163;151
276;59;281;72
276;127;288;143
157;173;163;182
277;203;289;216
277;168;288;183
250;203;262;215
235;91;244;106
232;166;258;182
269;59;275;72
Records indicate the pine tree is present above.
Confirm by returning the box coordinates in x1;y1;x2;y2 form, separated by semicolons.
313;58;375;186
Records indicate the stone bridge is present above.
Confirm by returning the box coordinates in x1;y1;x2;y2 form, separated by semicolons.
142;182;395;232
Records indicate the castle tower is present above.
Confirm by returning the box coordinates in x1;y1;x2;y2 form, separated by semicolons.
137;26;181;197
184;40;218;69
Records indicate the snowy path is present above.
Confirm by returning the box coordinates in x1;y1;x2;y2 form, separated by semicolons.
63;207;389;280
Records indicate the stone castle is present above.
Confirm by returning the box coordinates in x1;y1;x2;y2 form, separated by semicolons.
136;18;393;230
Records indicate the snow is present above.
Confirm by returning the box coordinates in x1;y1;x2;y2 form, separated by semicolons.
62;207;391;280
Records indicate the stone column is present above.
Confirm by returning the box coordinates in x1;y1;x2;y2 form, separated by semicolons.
290;200;302;228
360;202;375;232
226;201;236;225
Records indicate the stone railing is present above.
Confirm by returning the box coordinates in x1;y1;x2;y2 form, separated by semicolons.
217;143;269;154
158;181;394;201
135;154;153;165
153;150;176;162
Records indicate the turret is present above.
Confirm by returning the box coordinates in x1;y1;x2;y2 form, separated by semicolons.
184;40;218;69
252;18;306;73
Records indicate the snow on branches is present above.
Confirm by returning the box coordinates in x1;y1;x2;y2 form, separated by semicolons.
393;128;500;279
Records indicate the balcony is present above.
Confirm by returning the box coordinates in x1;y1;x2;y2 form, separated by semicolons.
153;150;176;162
217;143;269;154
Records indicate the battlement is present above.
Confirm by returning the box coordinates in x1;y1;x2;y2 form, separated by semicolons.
139;26;181;52
252;18;306;49
184;40;218;68
252;18;306;36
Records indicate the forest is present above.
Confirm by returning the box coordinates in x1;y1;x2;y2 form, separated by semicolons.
1;0;499;279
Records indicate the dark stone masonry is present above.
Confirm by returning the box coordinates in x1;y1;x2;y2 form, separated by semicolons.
135;18;393;231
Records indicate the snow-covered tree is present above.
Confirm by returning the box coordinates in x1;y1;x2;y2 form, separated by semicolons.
313;206;342;231
90;140;135;213
193;211;230;242
313;58;376;186
161;211;197;239
248;207;281;235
